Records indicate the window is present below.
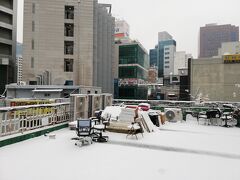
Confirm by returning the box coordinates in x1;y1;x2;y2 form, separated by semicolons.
165;52;170;55
32;21;35;32
29;81;37;85
63;93;70;98
64;24;74;37
44;93;50;97
32;39;34;49
64;59;73;72
165;57;169;59
65;6;74;19
31;57;34;68
165;61;169;64
32;3;35;14
64;41;74;55
0;11;13;24
64;80;73;85
119;66;137;78
0;26;12;40
165;47;170;50
164;66;169;68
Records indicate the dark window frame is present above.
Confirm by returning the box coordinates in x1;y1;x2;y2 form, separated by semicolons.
64;59;74;72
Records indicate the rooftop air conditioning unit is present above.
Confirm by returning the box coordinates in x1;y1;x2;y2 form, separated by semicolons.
102;93;113;110
70;94;88;121
164;108;183;122
88;94;102;118
19;81;26;86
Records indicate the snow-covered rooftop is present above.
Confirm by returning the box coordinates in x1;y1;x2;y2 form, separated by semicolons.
1;117;240;180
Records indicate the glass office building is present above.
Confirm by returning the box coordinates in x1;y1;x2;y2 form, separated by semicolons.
150;48;157;67
117;43;149;99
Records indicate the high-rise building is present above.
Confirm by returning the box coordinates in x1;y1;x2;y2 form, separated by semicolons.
23;0;115;93
0;0;17;95
199;24;239;58
150;32;176;78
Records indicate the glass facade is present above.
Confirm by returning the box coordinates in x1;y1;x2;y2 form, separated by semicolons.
117;44;149;100
150;48;157;66
119;44;148;81
118;86;148;100
119;66;147;80
119;44;149;68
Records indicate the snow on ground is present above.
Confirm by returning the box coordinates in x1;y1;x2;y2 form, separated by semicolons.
1;117;240;180
109;116;240;156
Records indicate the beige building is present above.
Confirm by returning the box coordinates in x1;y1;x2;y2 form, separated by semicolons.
191;56;240;102
23;0;115;93
148;66;158;83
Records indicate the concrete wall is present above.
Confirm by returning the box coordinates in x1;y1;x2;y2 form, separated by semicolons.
93;3;115;93
113;44;119;79
223;63;240;101
174;51;187;75
77;0;94;86
191;58;240;102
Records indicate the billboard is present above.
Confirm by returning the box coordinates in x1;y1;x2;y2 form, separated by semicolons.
115;20;129;38
223;54;240;63
118;78;146;86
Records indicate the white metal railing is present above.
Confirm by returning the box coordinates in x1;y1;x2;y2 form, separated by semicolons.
0;103;70;137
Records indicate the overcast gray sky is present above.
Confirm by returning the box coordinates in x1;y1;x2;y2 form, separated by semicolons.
17;0;240;58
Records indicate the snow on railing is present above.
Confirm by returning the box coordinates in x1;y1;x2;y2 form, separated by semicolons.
0;103;70;137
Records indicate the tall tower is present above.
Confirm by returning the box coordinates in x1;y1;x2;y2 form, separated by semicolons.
199;24;239;58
